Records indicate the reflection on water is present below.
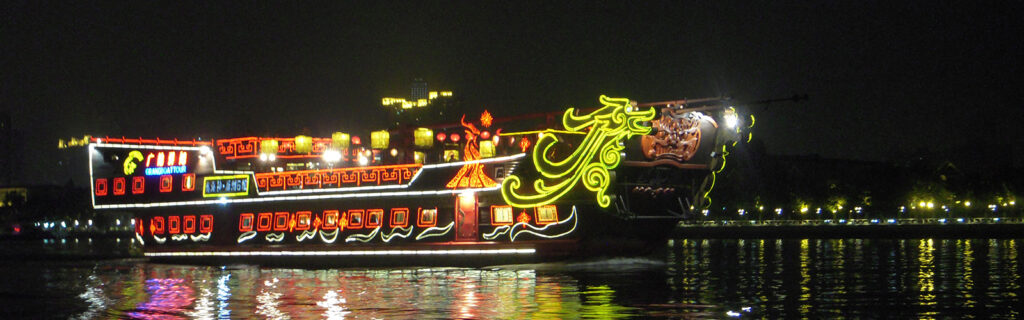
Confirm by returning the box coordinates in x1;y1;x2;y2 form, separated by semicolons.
0;239;1022;318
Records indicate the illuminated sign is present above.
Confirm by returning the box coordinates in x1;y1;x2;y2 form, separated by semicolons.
501;95;656;208
123;151;144;175
202;175;250;198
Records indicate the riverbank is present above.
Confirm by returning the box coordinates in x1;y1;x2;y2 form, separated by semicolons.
675;218;1024;238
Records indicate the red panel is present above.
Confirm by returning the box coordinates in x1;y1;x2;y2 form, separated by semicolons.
347;209;364;229
390;208;409;228
159;175;173;193
365;209;383;228
256;212;272;232
199;215;213;233
295;211;311;231
322;210;339;230
455;194;478;242
182;173;196;192
135;218;144;235
151;216;165;235
183;215;196;234
132;176;145;194
168;216;180;234
273;212;290;231
417;207;437;228
239;213;254;232
95;179;108;196
113;177;126;195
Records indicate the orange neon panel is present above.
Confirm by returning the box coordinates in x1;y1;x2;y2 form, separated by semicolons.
132;176;145;194
166;151;176;166
322;210;339;230
156;152;165;167
178;151;188;166
273;212;289;232
95;179;108;196
390;208;409;228
256;212;272;232
182;173;195;191
159;175;173;193
146;153;155;167
347;209;364;229
295;211;311;231
200;215;213;233
365;209;383;228
151;216;165;235
239;213;254;232
417;207;437;228
490;205;513;226
183;215;196;234
168;216;180;234
113;177;126;195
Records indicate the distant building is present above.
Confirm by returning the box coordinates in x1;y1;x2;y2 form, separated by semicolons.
381;81;459;127
410;78;429;100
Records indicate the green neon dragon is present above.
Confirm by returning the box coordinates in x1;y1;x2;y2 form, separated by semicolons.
501;95;656;208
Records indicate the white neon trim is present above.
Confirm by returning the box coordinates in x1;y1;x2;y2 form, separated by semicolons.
421;153;526;169
482;225;511;240
296;230;316;242
345;227;381;243
237;231;257;243
171;234;188;242
415;222;454;240
93;186;502;209
153;235;167;244
265;232;285;242
381;226;415;242
318;229;339;243
189;233;212;242
144;248;536;257
510;206;577;242
134;232;145;246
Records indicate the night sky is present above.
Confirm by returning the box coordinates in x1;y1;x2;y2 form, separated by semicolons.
2;1;1022;185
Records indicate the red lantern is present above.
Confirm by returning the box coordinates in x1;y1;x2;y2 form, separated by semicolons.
450;133;461;142
480;131;491;140
351;136;361;145
436;132;447;142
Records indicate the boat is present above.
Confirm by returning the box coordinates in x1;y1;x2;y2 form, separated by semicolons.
86;95;749;266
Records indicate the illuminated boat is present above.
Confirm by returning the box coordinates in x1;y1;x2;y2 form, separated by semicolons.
87;95;749;266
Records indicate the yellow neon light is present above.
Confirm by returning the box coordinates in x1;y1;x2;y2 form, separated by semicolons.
123;150;144;175
501;95;655;208
500;129;586;136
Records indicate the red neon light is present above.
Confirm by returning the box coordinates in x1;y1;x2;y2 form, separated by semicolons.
182;173;195;191
390;208;409;228
94;136;211;146
168;216;180;234
517;211;531;224
273;212;289;231
145;153;155;167
417;207;437;228
437;132;447;142
445;114;497;189
135;218;144;235
322;210;339;230
480;110;493;128
183;215;196;234
95;179;108;196
256;212;272;232
450;133;460;142
295;211;311;231
200;215;213;233
519;137;531;152
159;175;173;193
351;136;361;145
347;209;364;229
254;164;421;191
480;131;490;140
366;209;383;228
239;213;254;232
151;216;165;235
132;176;145;194
113;177;126;195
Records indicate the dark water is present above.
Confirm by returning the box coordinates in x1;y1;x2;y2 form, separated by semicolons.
1;239;1021;319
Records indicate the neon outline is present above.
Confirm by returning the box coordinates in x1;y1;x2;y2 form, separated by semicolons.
390;208;410;228
265;233;285;242
415;222;454;240
145;248;535;257
381;226;414;242
182;173;196;191
199;215;213;233
346;227;381;243
202;175;250;198
159;175;173;193
239;213;254;232
417;207;437;228
482;206;578;242
501;95;655;208
237;231;257;243
490;205;513;225
132;176;145;194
